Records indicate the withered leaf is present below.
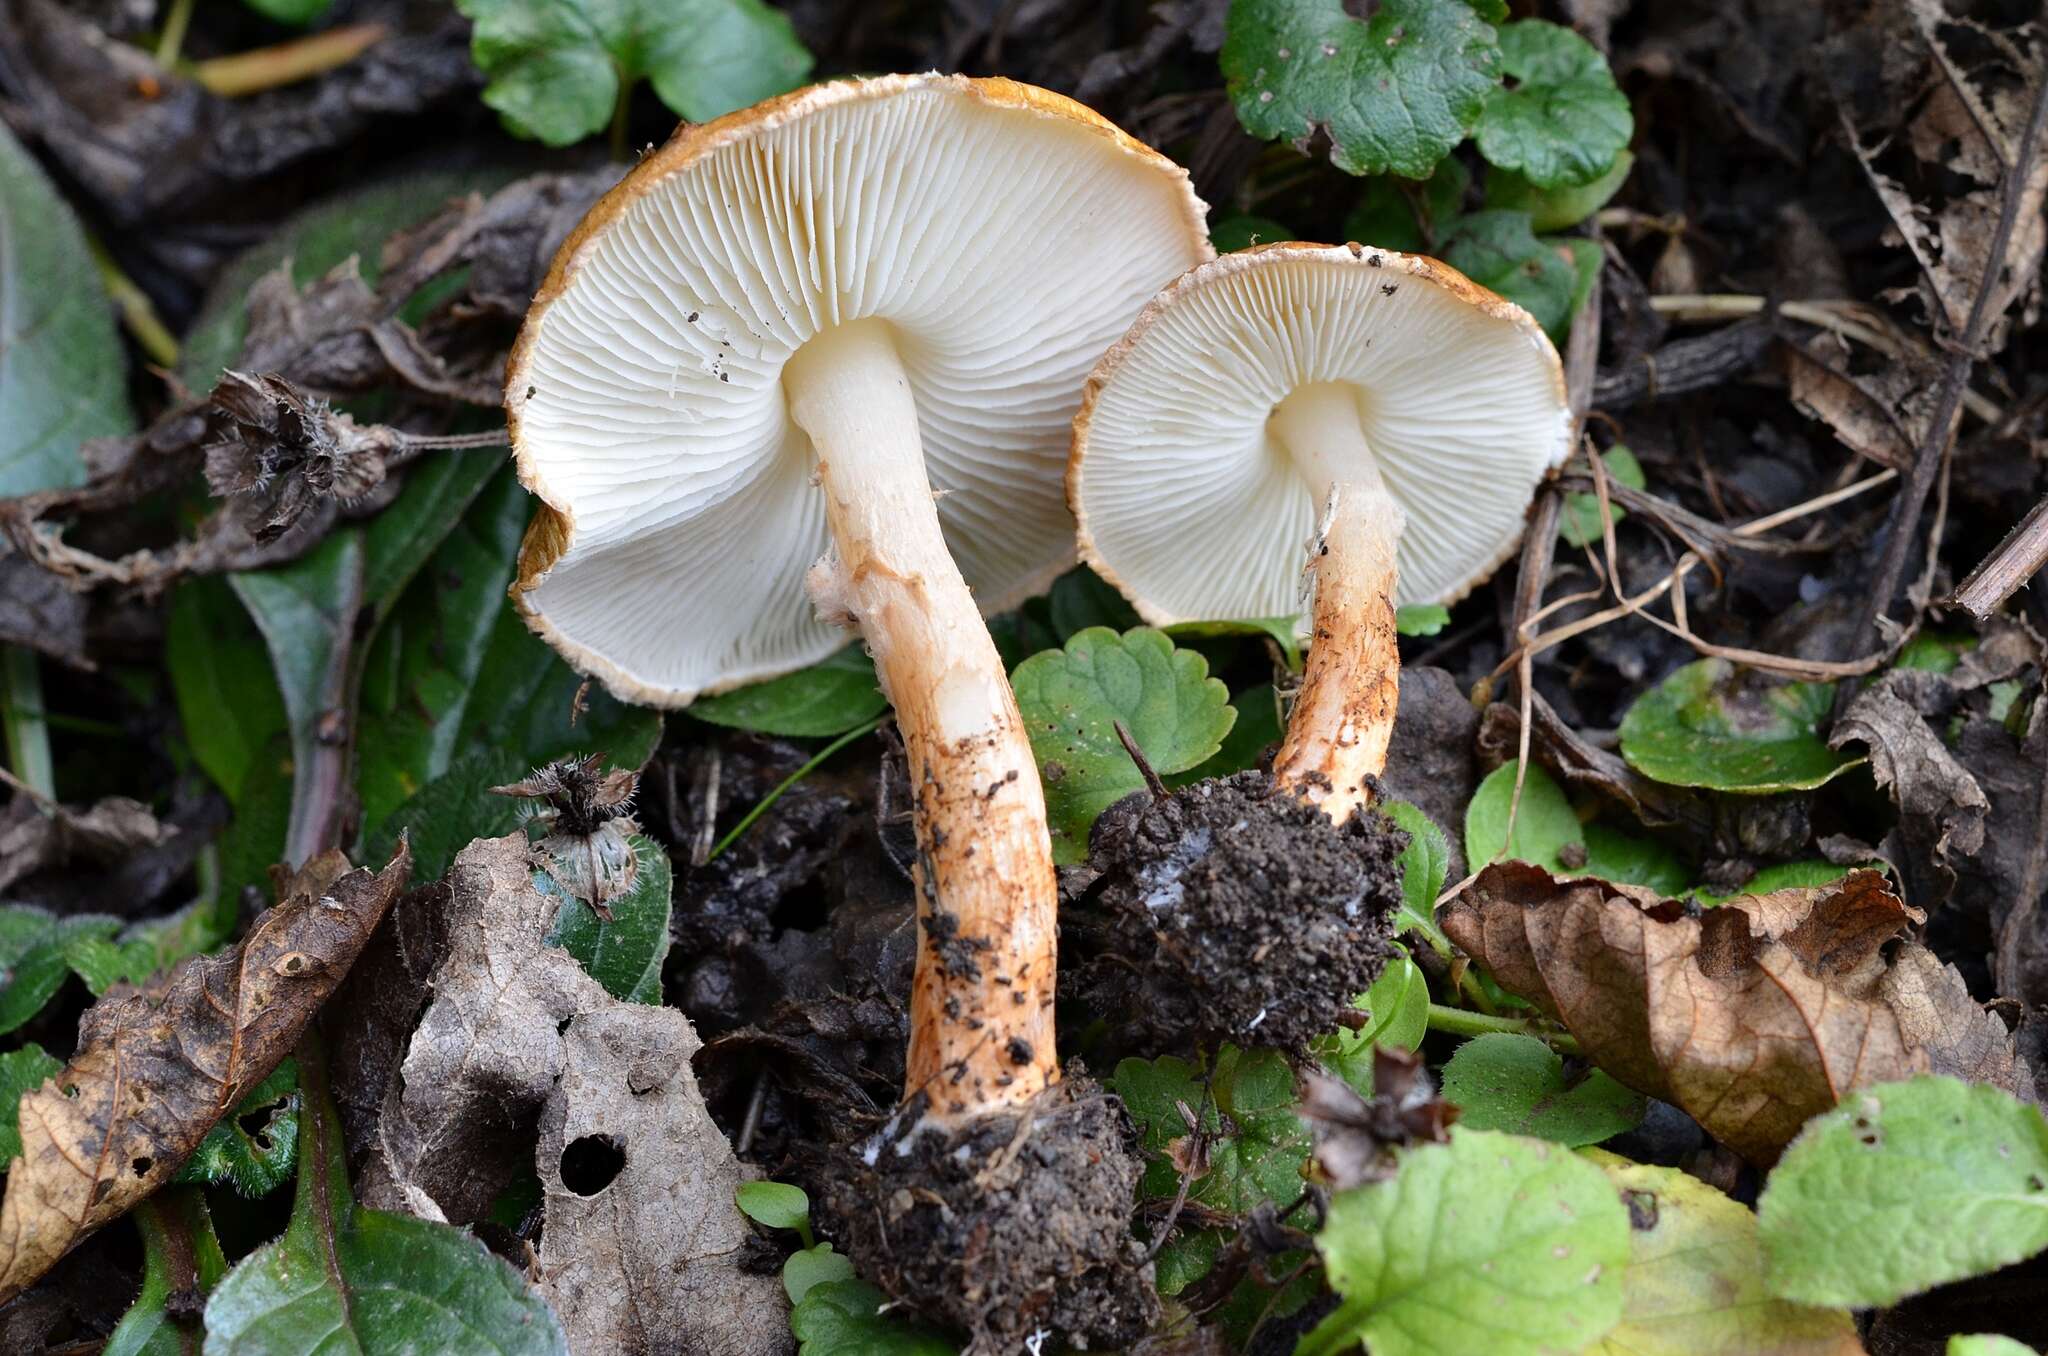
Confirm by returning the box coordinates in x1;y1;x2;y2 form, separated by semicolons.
1441;862;2036;1164
0;845;409;1302
1300;1049;1455;1191
359;834;786;1354
0;777;170;894
1829;672;1989;905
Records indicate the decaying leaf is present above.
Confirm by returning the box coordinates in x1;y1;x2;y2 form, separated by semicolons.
1299;1048;1455;1191
1829;671;1989;904
358;834;786;1354
0;845;409;1302
1441;862;2036;1163
0;775;170;893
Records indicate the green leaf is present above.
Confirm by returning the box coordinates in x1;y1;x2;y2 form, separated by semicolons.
204;1039;567;1356
1298;1128;1630;1356
1222;0;1503;179
1209;213;1296;252
0;906;121;1035
1396;603;1452;637
0;121;134;496
1011;627;1236;864
737;1179;811;1234
1896;630;1974;674
539;833;672;1003
1383;800;1452;948
457;0;813;148
1485;149;1633;231
1440;1033;1643;1145
104;1190;230;1356
1560;446;1645;548
1758;1076;2048;1308
1344;158;1470;254
1475;20;1632;188
1620;659;1861;794
239;0;335;25
167;579;289;804
1317;953;1430;1095
1165;616;1302;671
0;1042;60;1165
1050;566;1144;639
782;1243;854;1306
789;1278;957;1356
1950;1339;2039;1356
174;1060;299;1197
1582;1152;1861;1356
1182;680;1284;783
689;645;886;737
1694;858;1856;905
1463;762;1687;892
1442;209;1578;341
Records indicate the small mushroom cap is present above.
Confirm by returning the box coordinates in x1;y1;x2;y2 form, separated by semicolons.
508;73;1211;707
1070;243;1572;624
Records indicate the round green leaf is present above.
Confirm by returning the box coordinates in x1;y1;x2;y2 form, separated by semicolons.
789;1278;956;1356
689;645;887;738
1441;1033;1644;1146
1464;763;1689;892
1011;627;1236;863
1559;446;1645;548
1222;0;1503;179
1949;1339;2039;1356
1396;603;1453;637
1300;1128;1630;1356
1759;1077;2048;1308
736;1179;812;1233
1475;20;1633;189
1620;659;1862;793
782;1243;854;1307
1317;954;1431;1094
1442;209;1579;341
1485;150;1634;231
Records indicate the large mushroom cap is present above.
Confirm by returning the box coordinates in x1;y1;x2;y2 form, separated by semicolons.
509;73;1211;707
1071;242;1571;624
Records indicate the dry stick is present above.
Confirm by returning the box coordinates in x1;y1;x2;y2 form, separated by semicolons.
1949;495;2048;622
1850;69;2048;661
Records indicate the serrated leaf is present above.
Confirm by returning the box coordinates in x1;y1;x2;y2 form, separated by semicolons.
204;1039;567;1356
1464;762;1688;893
0;1044;60;1166
1317;953;1430;1095
1183;680;1285;782
1012;627;1236;863
1222;0;1503;178
104;1189;230;1356
1475;20;1632;188
1298;1127;1630;1356
1442;209;1578;341
1486;149;1633;231
1344;158;1471;254
1165;615;1303;671
789;1278;957;1355
1560;446;1645;548
0;906;119;1034
1396;603;1452;636
0;121;133;496
689;645;886;737
1582;1152;1861;1356
457;0;813;148
1758;1077;2048;1308
1441;1033;1643;1145
537;833;671;1003
1620;659;1861;794
173;1060;299;1197
1383;800;1452;947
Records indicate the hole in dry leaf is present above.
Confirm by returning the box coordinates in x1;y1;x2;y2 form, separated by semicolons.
130;1156;152;1177
560;1134;625;1195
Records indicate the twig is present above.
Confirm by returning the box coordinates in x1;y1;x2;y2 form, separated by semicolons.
1948;495;2048;622
192;24;389;98
1113;720;1169;801
1851;65;2048;656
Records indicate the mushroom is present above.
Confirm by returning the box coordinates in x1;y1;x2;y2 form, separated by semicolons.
1072;243;1571;825
505;73;1209;1351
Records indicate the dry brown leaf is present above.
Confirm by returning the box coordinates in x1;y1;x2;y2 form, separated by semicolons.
0;845;409;1302
1441;862;2036;1164
0;774;171;894
1829;671;1989;905
360;834;787;1355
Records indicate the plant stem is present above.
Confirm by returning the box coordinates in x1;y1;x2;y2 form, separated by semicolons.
193;23;388;98
0;648;55;803
88;238;180;368
155;0;196;68
1426;1002;1578;1053
707;719;883;861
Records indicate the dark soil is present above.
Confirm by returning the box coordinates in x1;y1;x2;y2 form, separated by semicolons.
1067;771;1405;1058
815;1075;1156;1355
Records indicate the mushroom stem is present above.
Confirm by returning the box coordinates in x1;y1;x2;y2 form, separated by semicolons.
784;320;1059;1127
1268;383;1407;825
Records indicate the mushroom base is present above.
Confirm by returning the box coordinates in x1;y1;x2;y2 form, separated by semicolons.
1066;770;1405;1057
816;1076;1156;1355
